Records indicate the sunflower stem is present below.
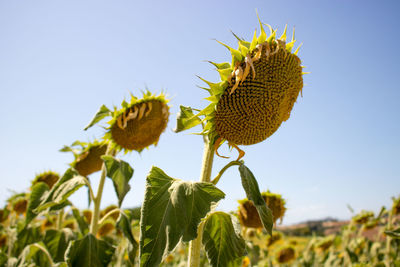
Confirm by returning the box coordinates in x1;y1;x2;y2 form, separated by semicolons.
385;209;393;267
187;139;215;267
89;144;114;235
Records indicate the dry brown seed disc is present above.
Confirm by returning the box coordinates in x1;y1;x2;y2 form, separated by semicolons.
110;100;169;151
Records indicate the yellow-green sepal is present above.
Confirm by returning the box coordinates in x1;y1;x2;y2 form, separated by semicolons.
217;68;232;81
208;61;231;70
250;29;258;51
257;13;267;43
216;40;243;63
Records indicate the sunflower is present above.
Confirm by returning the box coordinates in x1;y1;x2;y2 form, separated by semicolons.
85;91;169;153
276;246;296;263
189;17;305;159
238;191;286;228
60;140;108;176
32;170;60;189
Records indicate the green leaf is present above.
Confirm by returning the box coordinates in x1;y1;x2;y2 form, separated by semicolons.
0;252;7;266
174;105;202;133
17;242;51;267
35;169;86;213
72;208;89;235
101;155;134;207
385;227;400;239
14;226;42;256
238;164;273;235
203;212;246;267
83;104;111;131
26;182;49;224
65;234;115;267
116;212;138;263
139;167;225;267
43;229;75;263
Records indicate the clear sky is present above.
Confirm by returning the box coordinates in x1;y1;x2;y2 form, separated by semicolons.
0;0;399;225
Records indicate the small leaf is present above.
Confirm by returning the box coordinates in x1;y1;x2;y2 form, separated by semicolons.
238;164;273;235
0;252;7;266
101;156;134;207
43;229;75;263
72;208;89;235
202;212;246;267
65;234;115;267
139;167;225;267
174;106;202;133
35;169;86;213
26;182;49;224
385;227;400;239
116;212;139;263
84;105;111;131
17;242;51;267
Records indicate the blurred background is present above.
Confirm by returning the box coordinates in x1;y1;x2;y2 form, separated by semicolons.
0;0;399;225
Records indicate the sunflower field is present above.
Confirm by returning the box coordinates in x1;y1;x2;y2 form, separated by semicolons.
1;16;399;267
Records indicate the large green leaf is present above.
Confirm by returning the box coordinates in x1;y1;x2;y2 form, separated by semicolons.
202;212;246;267
26;182;49;224
35;169;86;213
116;212;138;263
43;229;75;263
139;167;225;267
174;105;202;133
102;155;134;207
83;104;111;130
65;234;115;267
238;164;273;235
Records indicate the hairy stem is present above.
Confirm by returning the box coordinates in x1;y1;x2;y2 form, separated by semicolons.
385;210;393;267
187;140;215;267
57;209;64;230
89;144;113;235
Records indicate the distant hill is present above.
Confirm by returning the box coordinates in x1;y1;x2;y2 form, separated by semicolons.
276;217;349;236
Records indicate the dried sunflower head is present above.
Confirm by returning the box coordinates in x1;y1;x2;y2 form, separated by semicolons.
185;17;305;159
392;196;400;215
352;210;374;225
61;140;108;177
85;91;169;153
97;219;115;237
315;235;335;252
276;246;296;263
8;193;29;215
238;191;286;228
100;205;119;221
32;170;60;189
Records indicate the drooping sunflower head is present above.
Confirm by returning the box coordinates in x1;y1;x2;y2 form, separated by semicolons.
61;140;108;176
276;246;296;263
315;235;335;252
352;210;374;225
104;91;170;152
32;170;60;189
237;190;286;228
392;196;400;215
262;191;286;224
193;16;305;159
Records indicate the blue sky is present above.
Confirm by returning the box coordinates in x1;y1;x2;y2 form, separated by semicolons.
0;0;399;225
